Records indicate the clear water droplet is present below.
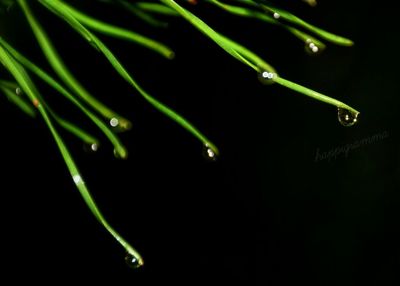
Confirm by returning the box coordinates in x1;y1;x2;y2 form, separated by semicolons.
258;71;276;85
273;12;280;19
203;144;217;161
125;253;142;269
304;39;322;55
109;118;132;132
110;117;119;128
83;142;99;153
337;108;359;127
73;174;84;186
15;87;22;95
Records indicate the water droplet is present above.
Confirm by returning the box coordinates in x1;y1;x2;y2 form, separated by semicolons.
15;87;22;95
273;12;280;19
203;144;217;161
125;253;142;269
83;142;99;153
109;118;132;132
337;108;359;127
73;174;84;185
305;39;322;55
110;117;119;128
258;71;276;85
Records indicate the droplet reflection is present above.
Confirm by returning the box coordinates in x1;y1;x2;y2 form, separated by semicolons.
258;71;276;85
125;253;142;269
15;87;22;95
110;117;119;128
203;144;217;161
337;108;359;127
84;142;99;153
305;39;322;55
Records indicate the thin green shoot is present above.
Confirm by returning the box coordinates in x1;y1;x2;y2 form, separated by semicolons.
40;0;220;155
18;0;132;129
0;37;129;159
61;2;175;59
0;42;144;267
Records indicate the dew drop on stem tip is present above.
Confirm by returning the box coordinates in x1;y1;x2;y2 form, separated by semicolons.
258;71;276;85
83;142;99;153
125;253;142;269
337;107;359;127
15;87;22;95
110;117;119;128
305;39;321;55
203;144;217;161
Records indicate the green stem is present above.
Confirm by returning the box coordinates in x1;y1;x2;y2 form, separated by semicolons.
18;0;132;128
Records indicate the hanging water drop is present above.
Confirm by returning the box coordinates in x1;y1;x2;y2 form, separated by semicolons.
258;71;276;85
203;144;217;161
83;142;99;153
273;12;280;19
125;253;142;269
305;39;322;55
110;117;119;128
15;87;22;96
337;108;359;127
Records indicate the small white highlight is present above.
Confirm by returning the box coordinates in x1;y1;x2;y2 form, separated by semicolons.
15;87;22;95
91;143;99;152
262;71;275;79
273;12;280;19
73;175;83;185
307;42;319;53
207;149;215;158
110;117;119;127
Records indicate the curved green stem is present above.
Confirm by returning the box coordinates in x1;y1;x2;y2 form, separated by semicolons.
0;37;129;159
18;0;132;129
60;1;175;59
0;41;143;266
273;76;359;114
40;0;219;155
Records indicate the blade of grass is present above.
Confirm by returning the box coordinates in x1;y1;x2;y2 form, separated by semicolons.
0;81;36;117
60;2;175;59
134;1;180;16
0;37;129;159
0;73;99;145
0;42;143;266
162;0;358;113
161;0;261;71
273;76;360;114
247;0;354;46
117;0;171;28
208;0;326;50
40;0;220;155
18;0;132;129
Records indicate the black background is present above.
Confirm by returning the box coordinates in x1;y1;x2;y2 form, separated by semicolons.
1;0;399;285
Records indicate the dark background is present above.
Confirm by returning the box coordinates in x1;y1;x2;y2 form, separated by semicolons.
1;0;399;284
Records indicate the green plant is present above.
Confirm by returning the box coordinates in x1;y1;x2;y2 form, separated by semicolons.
0;0;359;268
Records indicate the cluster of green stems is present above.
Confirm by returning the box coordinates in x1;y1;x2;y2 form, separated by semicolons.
0;0;358;267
